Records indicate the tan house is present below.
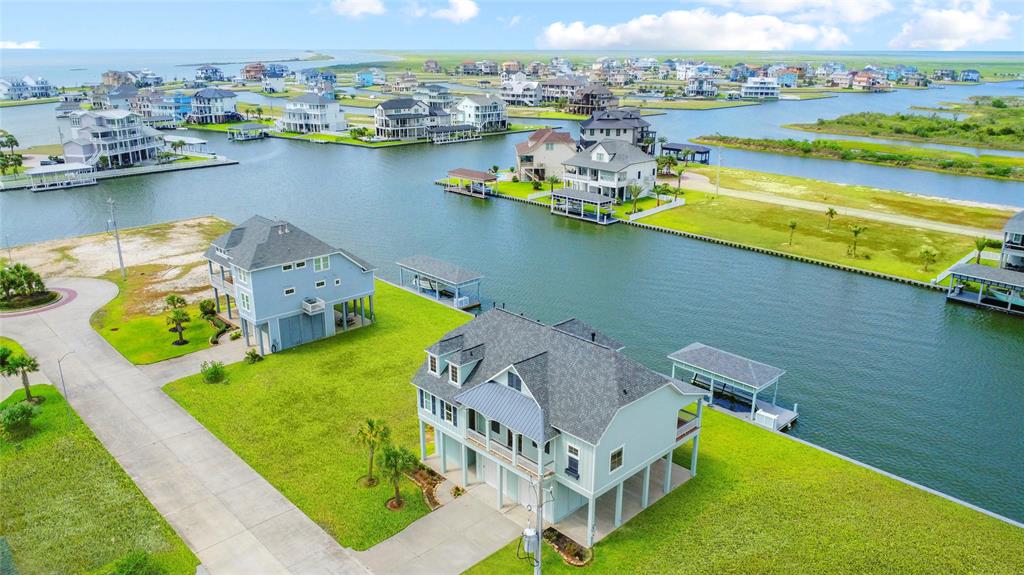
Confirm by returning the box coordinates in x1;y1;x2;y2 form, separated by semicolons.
515;128;577;182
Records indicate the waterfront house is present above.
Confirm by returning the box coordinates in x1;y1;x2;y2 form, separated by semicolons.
932;68;957;81
95;84;139;110
355;69;375;87
423;59;441;73
579;108;657;155
477;60;499;75
684;77;718;98
959;69;981;82
453;94;508;132
852;72;890;92
458;61;479;75
1000;212;1024;271
414;309;707;547
262;72;286;94
205;216;376;355
374;97;449;140
539;77;586;103
500;73;542;107
383;72;420;94
515;128;577;182
241;62;266;81
413;84;455;111
21;76;58;98
740;77;780;100
567;85;618;116
562;140;657;202
501;61;522;74
195;65;225;82
0;77;30;100
62;110;163;168
188;88;239;124
947;212;1024;315
278;94;346;133
265;63;289;76
102;70;133;86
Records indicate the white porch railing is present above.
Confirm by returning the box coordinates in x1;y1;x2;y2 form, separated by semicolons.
302;297;325;315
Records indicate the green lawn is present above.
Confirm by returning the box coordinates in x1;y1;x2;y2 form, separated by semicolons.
467;407;1024;575
0;336;26;356
507;107;588;121
687;166;1015;231
640;190;976;282
0;385;198;574
0;97;60;108
494;179;562;200
163;281;470;550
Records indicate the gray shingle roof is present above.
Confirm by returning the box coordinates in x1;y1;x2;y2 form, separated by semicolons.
205;215;374;272
413;309;699;444
668;343;785;390
552;318;624;350
378;98;421;110
193;88;236;99
290;93;336;105
1005;211;1024;235
551;188;614;204
950;263;1024;289
579;108;650;131
397;255;482;285
563;140;654;172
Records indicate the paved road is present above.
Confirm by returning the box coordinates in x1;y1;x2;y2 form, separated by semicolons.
0;277;368;575
669;172;1004;239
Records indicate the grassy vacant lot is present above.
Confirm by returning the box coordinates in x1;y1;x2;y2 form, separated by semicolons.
1;386;198;574
0;337;26;358
696;135;1024;181
786;97;1024;151
467;407;1024;575
687;166;1015;231
164;281;470;550
640;190;975;281
0;97;60;108
507;107;587;120
15;143;64;156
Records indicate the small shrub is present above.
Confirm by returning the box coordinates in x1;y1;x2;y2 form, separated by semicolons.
198;299;216;318
531;181;542;190
511;175;519;183
229;330;242;340
245;349;263;364
200;360;226;383
0;401;39;434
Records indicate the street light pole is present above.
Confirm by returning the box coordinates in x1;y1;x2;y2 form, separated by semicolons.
107;197;126;280
715;144;722;199
57;350;75;424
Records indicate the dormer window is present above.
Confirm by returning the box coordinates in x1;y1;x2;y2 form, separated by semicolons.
507;372;522;392
450;364;460;384
428;355;438;374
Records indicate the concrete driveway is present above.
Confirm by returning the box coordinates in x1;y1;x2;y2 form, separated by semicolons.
0;277;368;575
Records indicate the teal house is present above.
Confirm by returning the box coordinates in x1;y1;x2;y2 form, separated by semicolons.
205;216;376;354
413;309;707;547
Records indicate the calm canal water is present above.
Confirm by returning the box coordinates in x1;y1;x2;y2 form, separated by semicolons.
1;73;1022;521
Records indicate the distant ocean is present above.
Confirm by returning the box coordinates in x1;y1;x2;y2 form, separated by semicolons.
0;49;393;86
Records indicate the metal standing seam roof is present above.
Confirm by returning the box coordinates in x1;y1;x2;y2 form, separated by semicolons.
455;382;545;443
1005;211;1024;235
25;162;94;175
950;263;1024;289
397;255;482;285
551;188;614;205
663;143;711;153
226;123;270;131
668;342;785;390
205;215;374;272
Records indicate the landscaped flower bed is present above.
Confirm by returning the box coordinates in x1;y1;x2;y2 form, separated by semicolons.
543;527;592;567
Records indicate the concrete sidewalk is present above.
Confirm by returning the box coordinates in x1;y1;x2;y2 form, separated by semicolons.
0;277;367;575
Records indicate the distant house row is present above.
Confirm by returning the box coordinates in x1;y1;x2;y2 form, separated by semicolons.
0;76;59;100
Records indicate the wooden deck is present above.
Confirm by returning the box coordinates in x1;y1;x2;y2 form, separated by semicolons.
711;395;799;431
947;290;1024;316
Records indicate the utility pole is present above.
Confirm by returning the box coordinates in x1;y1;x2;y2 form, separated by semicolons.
715;144;722;199
534;467;544;575
107;197;126;280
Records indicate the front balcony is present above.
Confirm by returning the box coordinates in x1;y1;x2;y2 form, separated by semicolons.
676;409;700;441
209;272;234;292
465;426;554;479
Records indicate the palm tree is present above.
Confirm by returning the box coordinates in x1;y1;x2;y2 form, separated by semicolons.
825;207;838;229
490;165;499;174
0;155;9;176
919;245;938;271
166;309;190;344
672;162;685;192
545;175;559;194
787;219;797;245
355;418;391;486
164;294;187;310
6;154;23;174
850;225;867;257
255;106;264;119
657;135;668;154
3;354;39;403
974;236;988;263
379;444;418;509
2;134;18;154
627;183;644;215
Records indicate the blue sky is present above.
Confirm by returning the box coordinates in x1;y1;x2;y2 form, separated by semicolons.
1;0;1021;51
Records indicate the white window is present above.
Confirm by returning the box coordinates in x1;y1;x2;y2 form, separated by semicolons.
282;263;293;272
295;261;306;269
283;287;295;296
235;268;250;284
334;278;341;286
610;447;623;472
443;402;456;424
313;256;330;272
450;364;460;384
315;280;326;289
428;355;438;374
238;292;251;311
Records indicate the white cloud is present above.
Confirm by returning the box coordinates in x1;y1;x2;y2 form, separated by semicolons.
407;0;427;17
538;9;849;50
0;40;41;49
431;0;479;23
708;0;893;24
507;15;521;27
329;0;385;18
889;0;1017;50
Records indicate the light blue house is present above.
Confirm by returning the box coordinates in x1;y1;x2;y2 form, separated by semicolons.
205;216;376;354
355;69;375;88
413;310;707;547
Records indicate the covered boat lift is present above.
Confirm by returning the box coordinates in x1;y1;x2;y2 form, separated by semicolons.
441;168;496;199
946;263;1024;316
397;255;483;309
661;143;711;164
226;123;269;141
668;342;798;431
550;188;616;225
25;162;97;192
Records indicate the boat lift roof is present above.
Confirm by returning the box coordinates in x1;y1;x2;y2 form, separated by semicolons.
397;255;482;286
668;342;785;391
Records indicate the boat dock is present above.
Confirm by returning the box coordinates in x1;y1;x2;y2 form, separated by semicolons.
946;264;1024;317
396;255;483;310
437;168;496;199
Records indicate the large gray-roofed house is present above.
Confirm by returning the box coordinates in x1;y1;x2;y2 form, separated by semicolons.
1005;211;1024;235
564;139;654;173
413;308;708;547
205;215;373;272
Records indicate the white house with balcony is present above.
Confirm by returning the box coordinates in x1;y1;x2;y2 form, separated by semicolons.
561;140;656;202
740;76;780;99
413;310;707;547
374;97;451;140
500;72;542;106
204;216;376;354
61;110;163;168
453;94;508;132
188;88;238;124
278;94;346;133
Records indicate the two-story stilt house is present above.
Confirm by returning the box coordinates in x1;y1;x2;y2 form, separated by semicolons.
413;310;707;547
204;216;376;354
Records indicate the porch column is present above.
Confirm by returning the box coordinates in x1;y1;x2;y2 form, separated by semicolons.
359;298;365;326
614;482;623;527
419;419;427;461
241;318;250;346
439;430;447;473
257;324;265;355
772;382;779;406
214;287;221;312
663;452;672;494
512;433;519;468
586;497;596;547
369;295;375;320
341;301;348;331
226;294;233;319
690;435;701;477
461;443;469;487
399;267;404;288
641;464;651;509
497;468;504;508
750;389;758;420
